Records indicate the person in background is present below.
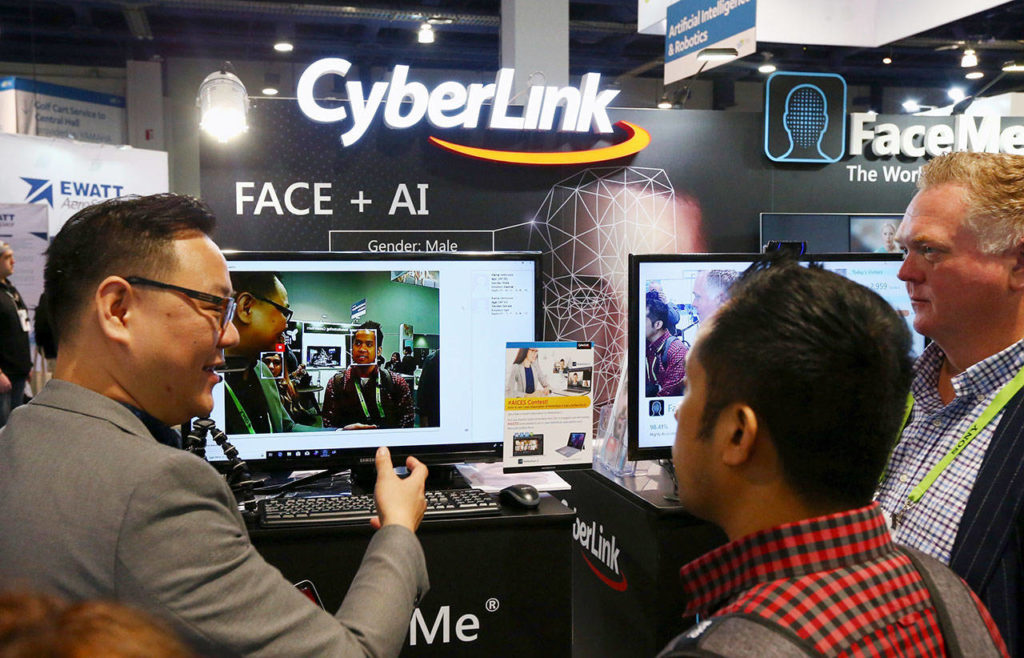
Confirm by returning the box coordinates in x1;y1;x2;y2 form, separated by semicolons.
416;349;440;428
0;194;430;657
645;290;686;397
875;152;1024;654
0;590;196;658
399;345;419;375
321;320;414;429
385;351;402;372
0;242;31;427
690;269;738;323
505;347;550;397
659;254;1007;656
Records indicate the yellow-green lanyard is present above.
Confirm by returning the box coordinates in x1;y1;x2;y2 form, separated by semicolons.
891;366;1024;528
355;375;386;420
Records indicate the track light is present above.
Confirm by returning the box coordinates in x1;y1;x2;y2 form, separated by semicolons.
965;70;984;80
1003;60;1024;72
961;49;978;68
418;23;435;44
197;62;249;143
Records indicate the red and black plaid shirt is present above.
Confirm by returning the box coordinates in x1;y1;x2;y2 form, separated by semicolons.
674;503;1007;657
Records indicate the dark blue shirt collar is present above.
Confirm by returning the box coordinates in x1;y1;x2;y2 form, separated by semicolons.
119;402;183;449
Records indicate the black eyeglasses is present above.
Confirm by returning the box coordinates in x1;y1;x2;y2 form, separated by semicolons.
252;294;294;322
125;276;237;331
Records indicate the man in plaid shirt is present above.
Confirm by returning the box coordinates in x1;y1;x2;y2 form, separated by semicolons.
659;255;1006;657
875;153;1024;656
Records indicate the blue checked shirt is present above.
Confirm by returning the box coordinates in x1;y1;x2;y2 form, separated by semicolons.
876;338;1024;563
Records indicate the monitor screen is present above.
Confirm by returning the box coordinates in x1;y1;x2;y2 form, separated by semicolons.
760;213;904;253
627;253;924;461
203;251;541;470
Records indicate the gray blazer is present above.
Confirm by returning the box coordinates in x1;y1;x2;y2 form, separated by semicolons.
0;379;428;657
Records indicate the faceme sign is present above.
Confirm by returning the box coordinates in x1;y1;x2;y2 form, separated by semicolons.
296;58;650;165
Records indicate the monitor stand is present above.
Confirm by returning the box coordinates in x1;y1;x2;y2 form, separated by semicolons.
253;462;472;496
349;463;471;493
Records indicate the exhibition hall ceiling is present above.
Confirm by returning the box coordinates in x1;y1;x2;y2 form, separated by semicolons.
1;0;1023;96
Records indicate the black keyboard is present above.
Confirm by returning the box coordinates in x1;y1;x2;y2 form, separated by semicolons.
258;488;501;527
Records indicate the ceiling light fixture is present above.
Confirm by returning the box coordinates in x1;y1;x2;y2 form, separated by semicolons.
961;48;978;68
273;41;294;53
657;95;673;109
697;47;738;62
197;62;249;143
947;87;966;103
758;63;777;74
965;70;984;80
902;99;922;113
1003;60;1024;72
882;56;892;65
418;23;435;44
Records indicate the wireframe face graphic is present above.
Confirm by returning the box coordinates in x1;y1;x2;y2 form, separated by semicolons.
782;85;828;156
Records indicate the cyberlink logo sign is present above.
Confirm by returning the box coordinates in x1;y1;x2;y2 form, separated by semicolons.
296;58;651;165
763;71;847;164
573;516;627;591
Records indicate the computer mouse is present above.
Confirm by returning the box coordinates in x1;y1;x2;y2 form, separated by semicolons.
499;483;541;509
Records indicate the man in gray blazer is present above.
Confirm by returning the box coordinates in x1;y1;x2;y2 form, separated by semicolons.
0;194;430;657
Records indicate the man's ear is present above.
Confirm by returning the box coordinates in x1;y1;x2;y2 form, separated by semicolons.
95;276;133;345
234;292;256;324
1009;238;1024;291
718;403;759;467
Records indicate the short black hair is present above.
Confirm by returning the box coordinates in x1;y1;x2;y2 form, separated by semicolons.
229;271;282;300
403;346;412;354
696;252;913;509
44;194;216;343
356;320;383;346
646;290;677;332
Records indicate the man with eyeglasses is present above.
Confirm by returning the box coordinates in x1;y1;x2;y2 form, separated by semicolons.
224;271;320;434
0;194;430;657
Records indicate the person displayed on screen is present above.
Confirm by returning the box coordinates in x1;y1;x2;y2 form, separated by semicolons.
874;221;900;253
691;269;738;323
399;345;419;375
875;152;1024;654
0;194;430;657
645;290;687;397
570;372;579;386
416;349;440;428
225;271;320;433
385;351;402;371
505;347;550;397
262;352;317;426
658;253;1007;657
321;321;414;430
554;358;566;374
0;242;31;428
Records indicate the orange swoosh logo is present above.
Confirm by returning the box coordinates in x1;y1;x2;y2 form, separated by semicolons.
428;120;651;165
581;550;628;592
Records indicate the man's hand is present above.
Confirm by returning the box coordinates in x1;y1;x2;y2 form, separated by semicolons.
0;373;10;395
342;423;378;430
371;446;428;532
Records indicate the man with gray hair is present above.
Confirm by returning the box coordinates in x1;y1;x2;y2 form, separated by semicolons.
876;152;1024;654
0;241;31;427
691;269;738;323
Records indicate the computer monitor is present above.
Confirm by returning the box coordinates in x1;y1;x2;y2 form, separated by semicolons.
627;253;925;461
202;251;541;472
